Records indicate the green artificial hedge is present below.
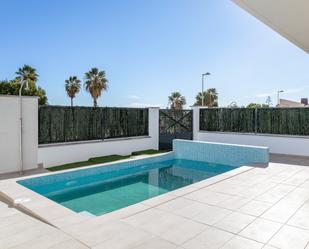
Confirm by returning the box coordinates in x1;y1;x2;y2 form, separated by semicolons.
200;108;309;136
257;108;309;135
39;106;149;144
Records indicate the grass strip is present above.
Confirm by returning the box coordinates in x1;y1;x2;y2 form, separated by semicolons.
88;154;131;163
47;150;169;172
47;154;130;172
131;149;168;156
47;161;96;171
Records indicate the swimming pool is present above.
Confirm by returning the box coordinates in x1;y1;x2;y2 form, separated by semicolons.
19;159;238;216
18;140;269;216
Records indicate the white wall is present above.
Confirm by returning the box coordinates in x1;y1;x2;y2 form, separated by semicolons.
196;132;309;156
3;101;309;172
192;107;309;157
0;95;38;173
192;106;200;141
38;107;159;167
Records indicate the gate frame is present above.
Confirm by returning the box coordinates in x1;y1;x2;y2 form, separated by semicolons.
159;109;193;150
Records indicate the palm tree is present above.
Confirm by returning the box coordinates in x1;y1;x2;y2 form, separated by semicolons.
15;65;38;87
194;88;218;107
65;76;81;107
84;68;108;107
168;92;186;110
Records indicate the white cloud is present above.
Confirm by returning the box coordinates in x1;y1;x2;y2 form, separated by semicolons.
127;95;140;100
284;86;309;94
256;92;272;98
255;85;309;98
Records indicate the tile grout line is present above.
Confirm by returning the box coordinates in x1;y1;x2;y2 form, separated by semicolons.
124;166;309;248
202;167;309;248
247;175;309;247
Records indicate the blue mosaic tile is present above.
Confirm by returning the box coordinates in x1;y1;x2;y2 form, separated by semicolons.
173;139;269;166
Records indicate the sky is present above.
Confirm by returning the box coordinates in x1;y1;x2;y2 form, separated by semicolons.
0;0;308;108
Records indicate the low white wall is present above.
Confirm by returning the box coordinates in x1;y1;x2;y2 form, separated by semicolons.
0;95;38;173
192;106;309;157
38;107;159;167
195;132;309;156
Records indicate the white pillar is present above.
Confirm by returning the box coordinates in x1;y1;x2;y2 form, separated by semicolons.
0;96;38;173
148;107;159;150
191;106;200;141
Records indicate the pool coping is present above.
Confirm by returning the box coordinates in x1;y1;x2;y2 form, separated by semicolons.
0;153;256;231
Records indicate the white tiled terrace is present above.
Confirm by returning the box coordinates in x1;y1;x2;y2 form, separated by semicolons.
0;199;88;249
1;154;309;249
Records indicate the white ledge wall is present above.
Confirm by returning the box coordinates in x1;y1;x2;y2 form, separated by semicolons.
0;95;38;173
196;132;309;157
192;107;309;157
38;107;159;167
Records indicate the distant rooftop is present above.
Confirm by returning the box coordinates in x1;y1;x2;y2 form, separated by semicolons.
278;98;309;108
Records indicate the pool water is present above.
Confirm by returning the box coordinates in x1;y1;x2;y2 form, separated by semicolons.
19;159;238;216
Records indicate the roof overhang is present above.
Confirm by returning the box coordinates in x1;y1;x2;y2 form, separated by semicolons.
232;0;309;53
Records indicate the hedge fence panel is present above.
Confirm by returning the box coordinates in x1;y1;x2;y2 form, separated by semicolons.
199;109;220;131
103;107;149;139
200;108;309;136
200;108;255;133
39;106;149;144
257;108;309;135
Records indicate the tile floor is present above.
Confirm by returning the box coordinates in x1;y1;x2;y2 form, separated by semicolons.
0;199;89;248
1;154;309;248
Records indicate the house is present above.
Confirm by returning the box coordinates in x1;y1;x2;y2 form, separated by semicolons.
278;98;309;107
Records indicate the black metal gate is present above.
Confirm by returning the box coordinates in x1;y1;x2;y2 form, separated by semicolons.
159;109;193;150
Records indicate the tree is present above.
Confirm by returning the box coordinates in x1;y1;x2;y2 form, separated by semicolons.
65;76;81;107
84;68;108;107
247;96;272;109
15;65;39;87
246;103;269;108
0;79;48;105
168;92;186;110
194;88;218;107
0;65;47;105
227;101;239;108
265;96;272;106
36;87;48;105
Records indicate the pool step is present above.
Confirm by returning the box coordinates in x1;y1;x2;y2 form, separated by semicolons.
0;190;54;227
